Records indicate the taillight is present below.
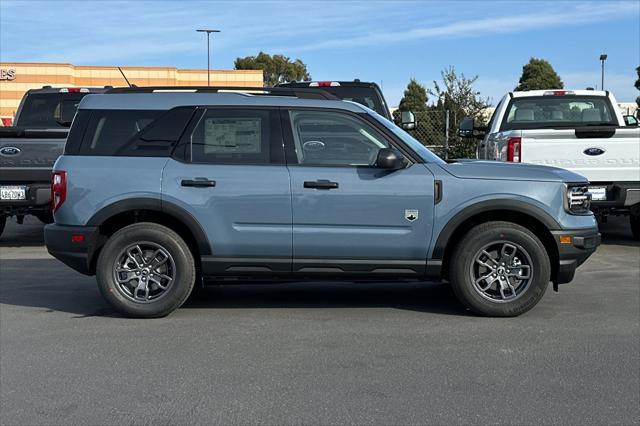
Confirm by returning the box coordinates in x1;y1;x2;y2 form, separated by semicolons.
52;171;67;212
507;137;521;162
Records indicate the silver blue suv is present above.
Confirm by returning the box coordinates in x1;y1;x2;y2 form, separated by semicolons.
44;87;600;318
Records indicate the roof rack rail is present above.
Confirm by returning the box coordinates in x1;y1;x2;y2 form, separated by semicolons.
104;86;340;100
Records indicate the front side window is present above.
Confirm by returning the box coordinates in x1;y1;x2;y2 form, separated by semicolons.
288;110;390;166
190;109;275;164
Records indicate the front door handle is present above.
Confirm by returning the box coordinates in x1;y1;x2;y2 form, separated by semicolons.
304;180;339;189
181;178;216;188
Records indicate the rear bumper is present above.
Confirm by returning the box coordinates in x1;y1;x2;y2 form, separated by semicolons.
589;181;640;213
44;224;101;275
551;227;600;284
0;182;51;216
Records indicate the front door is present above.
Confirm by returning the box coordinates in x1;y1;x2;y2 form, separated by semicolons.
282;109;435;276
162;107;292;275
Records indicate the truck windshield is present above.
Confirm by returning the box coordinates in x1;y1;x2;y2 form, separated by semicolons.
16;94;85;128
501;96;617;130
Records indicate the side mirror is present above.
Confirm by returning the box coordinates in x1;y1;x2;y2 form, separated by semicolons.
623;115;638;127
376;148;407;170
399;111;416;130
458;116;487;139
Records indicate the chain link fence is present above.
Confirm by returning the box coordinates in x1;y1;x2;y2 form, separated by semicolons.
392;110;476;159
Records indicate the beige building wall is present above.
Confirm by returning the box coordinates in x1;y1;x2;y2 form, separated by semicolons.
0;62;263;119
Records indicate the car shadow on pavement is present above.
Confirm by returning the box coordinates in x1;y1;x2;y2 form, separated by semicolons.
183;281;472;316
0;258;470;317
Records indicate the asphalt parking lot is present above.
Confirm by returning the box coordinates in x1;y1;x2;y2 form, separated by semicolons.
0;216;638;425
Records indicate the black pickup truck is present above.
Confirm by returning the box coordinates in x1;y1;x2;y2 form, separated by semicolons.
0;87;107;238
278;80;416;130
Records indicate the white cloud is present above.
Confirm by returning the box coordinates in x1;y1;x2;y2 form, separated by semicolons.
288;1;639;52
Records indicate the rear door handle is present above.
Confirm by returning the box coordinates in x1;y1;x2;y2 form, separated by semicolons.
304;180;339;189
181;178;216;188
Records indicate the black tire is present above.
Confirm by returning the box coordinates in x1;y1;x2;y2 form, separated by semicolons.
0;215;6;239
449;221;551;317
96;222;196;318
630;214;640;241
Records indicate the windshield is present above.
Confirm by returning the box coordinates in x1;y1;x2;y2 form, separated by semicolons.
502;95;617;130
16;93;86;128
368;110;446;164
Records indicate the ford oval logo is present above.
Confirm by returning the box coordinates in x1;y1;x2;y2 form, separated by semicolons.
302;140;325;152
0;146;21;156
583;147;605;156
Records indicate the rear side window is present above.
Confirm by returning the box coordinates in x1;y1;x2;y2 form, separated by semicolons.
79;110;161;156
189;109;282;164
502;96;617;130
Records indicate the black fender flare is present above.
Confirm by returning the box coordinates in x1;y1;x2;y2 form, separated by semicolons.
431;199;560;259
86;198;211;255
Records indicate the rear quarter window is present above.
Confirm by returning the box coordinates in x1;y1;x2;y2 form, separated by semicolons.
70;107;197;156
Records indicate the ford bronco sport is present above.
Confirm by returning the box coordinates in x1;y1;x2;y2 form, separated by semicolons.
45;87;600;318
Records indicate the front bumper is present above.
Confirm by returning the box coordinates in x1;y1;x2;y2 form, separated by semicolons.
44;224;102;275
551;227;601;284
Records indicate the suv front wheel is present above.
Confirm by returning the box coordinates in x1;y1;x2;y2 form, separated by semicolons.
96;222;196;318
449;221;551;317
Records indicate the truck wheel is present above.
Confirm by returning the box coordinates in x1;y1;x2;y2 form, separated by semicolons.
449;221;550;317
96;222;196;318
0;215;6;239
631;215;640;241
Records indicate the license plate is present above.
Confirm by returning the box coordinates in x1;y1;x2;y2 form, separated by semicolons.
589;186;607;201
0;186;26;200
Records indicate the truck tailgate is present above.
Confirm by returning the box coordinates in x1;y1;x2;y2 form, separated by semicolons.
1;136;66;182
519;127;640;182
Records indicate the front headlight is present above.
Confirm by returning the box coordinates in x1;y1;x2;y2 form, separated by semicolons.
565;184;592;214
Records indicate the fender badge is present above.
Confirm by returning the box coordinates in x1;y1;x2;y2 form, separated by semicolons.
405;209;419;221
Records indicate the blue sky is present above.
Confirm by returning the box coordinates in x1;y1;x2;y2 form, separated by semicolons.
1;0;639;106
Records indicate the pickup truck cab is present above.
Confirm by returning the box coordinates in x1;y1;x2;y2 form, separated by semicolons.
45;87;599;318
460;90;640;239
0;87;107;237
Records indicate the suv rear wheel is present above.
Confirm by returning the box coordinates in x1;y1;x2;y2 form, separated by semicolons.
449;221;550;317
96;222;196;318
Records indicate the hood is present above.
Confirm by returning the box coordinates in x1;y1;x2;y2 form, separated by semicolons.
438;160;587;183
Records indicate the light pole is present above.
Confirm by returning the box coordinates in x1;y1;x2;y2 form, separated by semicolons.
196;29;220;86
599;54;607;90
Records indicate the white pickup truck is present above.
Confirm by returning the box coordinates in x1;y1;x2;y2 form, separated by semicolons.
459;89;640;239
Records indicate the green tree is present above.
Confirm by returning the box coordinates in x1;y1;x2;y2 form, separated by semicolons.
515;58;563;91
428;66;491;159
398;78;428;112
234;52;311;86
635;65;640;111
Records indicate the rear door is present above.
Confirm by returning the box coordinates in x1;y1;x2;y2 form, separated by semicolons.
161;107;292;275
282;108;434;276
